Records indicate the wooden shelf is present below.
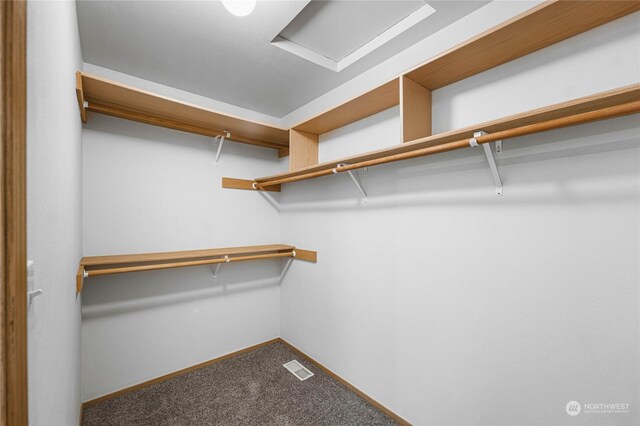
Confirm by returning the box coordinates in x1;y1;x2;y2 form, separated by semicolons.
76;244;317;292
221;84;640;189
293;78;400;135
286;0;639;143
405;1;640;90
75;72;290;156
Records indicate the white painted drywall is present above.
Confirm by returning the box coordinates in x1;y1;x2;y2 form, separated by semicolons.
280;12;640;426
26;1;83;424
80;75;284;399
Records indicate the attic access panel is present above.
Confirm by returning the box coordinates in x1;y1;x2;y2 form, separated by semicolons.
273;0;435;72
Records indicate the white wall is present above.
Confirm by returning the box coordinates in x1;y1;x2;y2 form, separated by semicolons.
280;12;640;426
80;86;284;399
27;1;83;425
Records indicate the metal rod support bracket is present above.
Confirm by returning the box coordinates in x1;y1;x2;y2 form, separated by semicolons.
27;260;43;307
472;131;503;195
212;255;229;280
214;131;230;166
28;289;43;307
333;163;367;204
279;257;294;282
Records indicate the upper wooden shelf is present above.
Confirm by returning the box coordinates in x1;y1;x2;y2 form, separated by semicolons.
223;84;640;188
75;72;290;155
404;0;640;90
293;78;400;135
76;244;317;292
289;1;640;137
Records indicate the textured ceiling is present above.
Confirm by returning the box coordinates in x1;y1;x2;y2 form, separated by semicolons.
76;0;489;117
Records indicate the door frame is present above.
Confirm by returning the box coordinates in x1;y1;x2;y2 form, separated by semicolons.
1;0;29;424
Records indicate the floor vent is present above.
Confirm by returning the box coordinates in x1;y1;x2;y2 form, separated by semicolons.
283;360;314;381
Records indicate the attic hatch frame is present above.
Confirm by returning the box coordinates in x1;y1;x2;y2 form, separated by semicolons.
271;2;437;72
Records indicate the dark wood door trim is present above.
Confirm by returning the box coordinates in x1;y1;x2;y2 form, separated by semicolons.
1;1;29;424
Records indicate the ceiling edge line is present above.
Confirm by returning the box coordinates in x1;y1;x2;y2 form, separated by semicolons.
337;3;437;72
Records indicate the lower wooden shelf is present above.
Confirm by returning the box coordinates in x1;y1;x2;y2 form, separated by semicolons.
76;244;317;293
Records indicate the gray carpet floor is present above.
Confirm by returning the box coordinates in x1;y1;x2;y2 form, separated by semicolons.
83;341;398;425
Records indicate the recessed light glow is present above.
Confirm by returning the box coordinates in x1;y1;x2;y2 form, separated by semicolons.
222;0;256;17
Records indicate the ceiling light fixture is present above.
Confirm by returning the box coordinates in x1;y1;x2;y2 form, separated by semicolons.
221;0;256;17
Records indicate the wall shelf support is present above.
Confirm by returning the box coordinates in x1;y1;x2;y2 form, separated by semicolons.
470;131;503;195
27;260;43;308
27;289;43;307
333;163;367;204
212;255;229;280
214;131;230;166
279;253;295;282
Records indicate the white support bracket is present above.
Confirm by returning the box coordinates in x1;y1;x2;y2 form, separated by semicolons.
470;131;503;195
333;163;367;204
214;131;230;166
27;260;43;308
212;255;230;280
28;289;43;307
279;251;296;282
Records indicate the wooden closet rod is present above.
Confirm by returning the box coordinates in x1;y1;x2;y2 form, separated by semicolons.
255;101;640;188
86;251;294;277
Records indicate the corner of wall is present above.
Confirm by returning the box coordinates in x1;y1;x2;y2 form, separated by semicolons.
27;0;84;424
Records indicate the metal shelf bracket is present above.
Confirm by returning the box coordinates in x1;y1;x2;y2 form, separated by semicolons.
27;260;43;308
279;250;296;282
214;131;230;166
470;131;503;195
212;255;230;280
333;163;367;204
